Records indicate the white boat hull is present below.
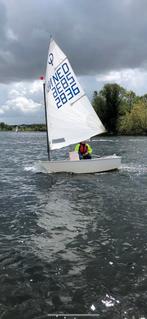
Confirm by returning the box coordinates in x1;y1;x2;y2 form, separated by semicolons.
36;155;121;174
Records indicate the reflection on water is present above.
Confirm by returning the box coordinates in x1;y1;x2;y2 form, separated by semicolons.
0;133;147;318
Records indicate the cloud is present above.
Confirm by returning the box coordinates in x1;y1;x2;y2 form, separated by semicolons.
0;81;44;124
96;68;147;95
0;0;147;84
2;96;41;114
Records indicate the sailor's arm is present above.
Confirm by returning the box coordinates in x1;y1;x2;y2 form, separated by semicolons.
87;144;92;154
75;144;80;152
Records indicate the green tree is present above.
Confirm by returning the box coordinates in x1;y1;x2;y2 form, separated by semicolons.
92;83;126;133
0;122;5;129
100;83;126;133
92;91;106;125
118;101;147;135
118;90;137;118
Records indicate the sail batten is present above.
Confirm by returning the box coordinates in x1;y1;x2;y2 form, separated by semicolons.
45;39;105;150
54;57;67;71
70;93;86;106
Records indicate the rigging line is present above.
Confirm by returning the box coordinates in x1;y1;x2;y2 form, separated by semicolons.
54;57;67;71
70;94;86;106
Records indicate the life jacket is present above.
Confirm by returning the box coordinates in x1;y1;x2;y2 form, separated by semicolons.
79;143;88;154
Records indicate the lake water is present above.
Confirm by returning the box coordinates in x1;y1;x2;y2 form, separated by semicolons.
0;132;147;319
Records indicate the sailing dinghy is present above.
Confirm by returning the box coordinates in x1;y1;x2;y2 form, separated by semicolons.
37;38;121;174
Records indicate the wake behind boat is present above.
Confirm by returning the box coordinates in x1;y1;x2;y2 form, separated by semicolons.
37;38;121;174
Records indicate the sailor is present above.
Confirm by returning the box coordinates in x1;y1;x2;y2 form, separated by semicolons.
75;141;92;160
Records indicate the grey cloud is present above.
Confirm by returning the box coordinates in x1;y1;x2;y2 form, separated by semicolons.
0;0;147;83
0;110;45;125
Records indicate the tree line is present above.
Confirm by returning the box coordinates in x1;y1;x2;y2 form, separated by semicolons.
0;123;46;131
92;83;147;135
0;83;147;135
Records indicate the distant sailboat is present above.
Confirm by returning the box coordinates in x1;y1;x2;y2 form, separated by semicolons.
37;38;121;174
15;126;18;133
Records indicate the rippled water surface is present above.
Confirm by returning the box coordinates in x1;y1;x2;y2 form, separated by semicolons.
0;132;147;319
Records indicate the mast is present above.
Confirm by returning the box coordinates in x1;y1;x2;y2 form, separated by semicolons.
43;81;51;161
42;35;53;161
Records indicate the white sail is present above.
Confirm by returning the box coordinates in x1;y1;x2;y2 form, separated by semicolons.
45;39;105;150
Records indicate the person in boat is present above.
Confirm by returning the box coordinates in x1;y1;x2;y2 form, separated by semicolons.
75;141;92;160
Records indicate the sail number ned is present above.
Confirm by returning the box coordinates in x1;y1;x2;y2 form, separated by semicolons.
46;62;80;108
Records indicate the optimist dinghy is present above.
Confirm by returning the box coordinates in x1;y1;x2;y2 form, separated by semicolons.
37;38;121;174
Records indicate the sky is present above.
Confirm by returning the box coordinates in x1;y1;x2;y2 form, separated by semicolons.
0;0;147;124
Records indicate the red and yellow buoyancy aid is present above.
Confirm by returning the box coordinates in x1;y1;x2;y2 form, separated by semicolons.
79;143;88;154
75;143;92;155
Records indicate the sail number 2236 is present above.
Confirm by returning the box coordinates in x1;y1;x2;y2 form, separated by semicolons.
47;62;80;108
